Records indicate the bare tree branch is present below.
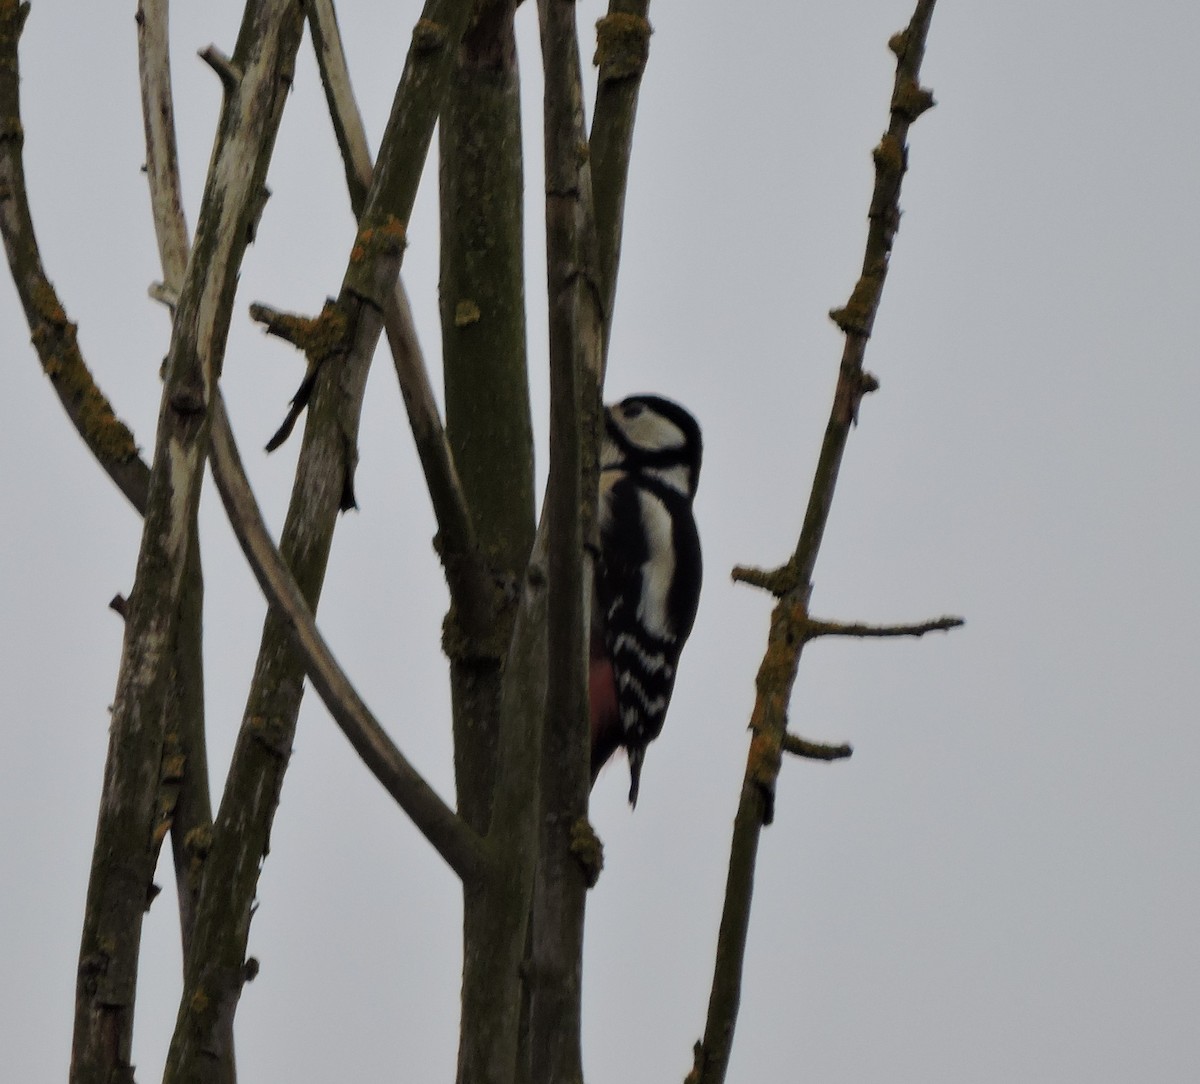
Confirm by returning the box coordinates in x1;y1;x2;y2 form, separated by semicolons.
58;2;305;1078
691;5;942;1083
137;0;189;298
0;3;150;513
306;0;372;212
805;615;964;640
135;0;216;986
781;734;853;761
166;4;477;1076
207;400;486;882
589;0;651;356
528;1;605;1079
306;0;484;601
423;4;543;1077
305;0;489;623
266;0;476;468
198;43;242;91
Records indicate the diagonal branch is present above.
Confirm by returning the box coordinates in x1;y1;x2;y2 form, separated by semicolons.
305;0;483;604
308;0;475;561
691;5;942;1083
267;0;477;483
306;0;372;215
208;401;486;882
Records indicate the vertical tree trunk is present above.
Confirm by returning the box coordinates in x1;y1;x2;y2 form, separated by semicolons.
439;5;539;1081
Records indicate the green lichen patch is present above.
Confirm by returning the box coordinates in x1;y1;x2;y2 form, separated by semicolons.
594;12;652;83
352;215;408;266
184;824;213;860
872;133;906;177
412;18;448;55
454;299;481;327
746;728;782;796
33;312;140;465
569;818;604;888
305;300;350;363
892;80;935;121
829;271;883;336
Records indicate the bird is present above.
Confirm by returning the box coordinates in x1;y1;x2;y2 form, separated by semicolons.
589;394;703;807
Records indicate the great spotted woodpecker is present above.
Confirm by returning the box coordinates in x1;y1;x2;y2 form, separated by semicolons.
590;395;703;806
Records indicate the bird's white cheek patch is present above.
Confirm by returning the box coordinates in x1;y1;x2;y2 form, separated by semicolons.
621;411;685;456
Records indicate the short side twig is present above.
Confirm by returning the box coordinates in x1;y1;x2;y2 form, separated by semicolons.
198;44;242;91
781;734;853;761
806;615;964;639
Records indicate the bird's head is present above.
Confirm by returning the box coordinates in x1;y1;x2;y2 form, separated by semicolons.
602;395;702;500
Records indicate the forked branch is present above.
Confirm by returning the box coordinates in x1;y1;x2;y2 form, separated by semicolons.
73;3;306;1079
166;4;477;1076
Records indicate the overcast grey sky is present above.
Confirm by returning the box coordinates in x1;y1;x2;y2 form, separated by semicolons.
2;1;1198;1080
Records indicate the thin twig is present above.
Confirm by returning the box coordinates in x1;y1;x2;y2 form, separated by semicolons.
305;0;479;576
692;5;941;1083
781;734;853;761
806;615;964;639
198;44;242;91
589;0;652;362
306;0;373;212
137;0;190;294
136;0;216;980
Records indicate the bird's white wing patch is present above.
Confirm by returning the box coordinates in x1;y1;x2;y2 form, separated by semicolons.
635;488;676;640
645;462;693;498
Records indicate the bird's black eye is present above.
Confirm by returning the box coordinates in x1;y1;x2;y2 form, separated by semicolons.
622;401;645;418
